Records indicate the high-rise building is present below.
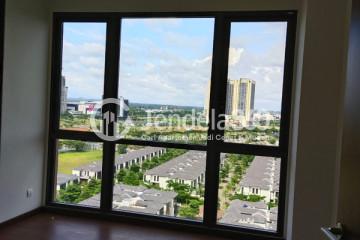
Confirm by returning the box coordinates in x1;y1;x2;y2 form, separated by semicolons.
203;78;255;126
117;96;129;119
203;81;211;121
60;76;68;114
226;78;255;125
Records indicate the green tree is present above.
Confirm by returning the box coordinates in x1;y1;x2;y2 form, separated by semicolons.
234;165;242;175
230;193;265;202
129;164;140;173
167;180;194;204
79;179;101;201
123;171;140;186
178;205;198;219
62;140;87;152
269;137;276;144
220;163;230;180
58;184;81;203
116;169;127;183
117;145;127;154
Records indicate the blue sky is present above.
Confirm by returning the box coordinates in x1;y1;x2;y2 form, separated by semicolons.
62;19;287;110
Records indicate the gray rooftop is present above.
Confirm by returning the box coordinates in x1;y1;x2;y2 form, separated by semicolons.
115;147;164;165
219;200;268;226
56;173;78;185
239;156;280;191
79;184;177;214
78;194;101;207
71;147;164;173
73;160;102;172
219;200;278;230
144;151;206;181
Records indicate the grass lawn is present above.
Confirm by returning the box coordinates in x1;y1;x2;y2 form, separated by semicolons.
58;150;102;174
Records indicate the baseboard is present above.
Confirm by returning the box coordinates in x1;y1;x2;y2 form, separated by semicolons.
0;207;44;228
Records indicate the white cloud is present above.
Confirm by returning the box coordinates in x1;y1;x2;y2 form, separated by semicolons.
62;40;106;99
228;47;244;66
193;55;212;66
63;21;287;110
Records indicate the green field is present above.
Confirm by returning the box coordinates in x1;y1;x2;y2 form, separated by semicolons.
58;150;102;174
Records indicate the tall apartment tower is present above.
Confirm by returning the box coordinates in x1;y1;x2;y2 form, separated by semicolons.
225;78;255;125
203;81;211;122
60;76;68;114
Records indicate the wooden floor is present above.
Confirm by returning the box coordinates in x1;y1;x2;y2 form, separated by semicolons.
0;213;230;240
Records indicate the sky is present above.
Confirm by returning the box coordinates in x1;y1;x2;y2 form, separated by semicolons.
62;19;287;111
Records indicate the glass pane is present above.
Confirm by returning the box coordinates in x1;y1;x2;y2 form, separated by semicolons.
224;22;287;146
55;139;103;208
217;154;280;231
116;18;214;144
110;144;206;220
60;23;106;131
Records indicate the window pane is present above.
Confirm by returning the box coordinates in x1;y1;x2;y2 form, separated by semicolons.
60;23;106;131
55;139;103;208
217;154;280;231
224;22;287;146
110;144;206;220
116;18;214;144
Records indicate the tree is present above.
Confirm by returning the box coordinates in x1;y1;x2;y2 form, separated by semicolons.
59;184;81;203
62;140;87;152
79;179;101;201
234;165;242;176
220;163;230;180
129;164;140;173
178;205;198;219
189;199;203;209
116;169;127;183
123;171;140;186
178;199;203;219
117;145;127;154
230;193;265;202
167;180;193;204
269;137;276;144
268;201;277;209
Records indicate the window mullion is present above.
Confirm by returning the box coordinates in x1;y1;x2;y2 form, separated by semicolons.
46;16;63;204
203;15;231;226
100;17;121;211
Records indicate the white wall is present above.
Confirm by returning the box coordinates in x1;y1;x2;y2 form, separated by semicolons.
0;0;49;223
288;0;350;239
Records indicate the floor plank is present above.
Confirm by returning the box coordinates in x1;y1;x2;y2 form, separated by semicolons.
0;213;230;240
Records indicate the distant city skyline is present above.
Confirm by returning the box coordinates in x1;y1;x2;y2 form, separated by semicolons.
62;20;287;111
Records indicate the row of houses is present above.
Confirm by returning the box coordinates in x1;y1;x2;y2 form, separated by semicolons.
57;148;226;195
56;173;79;191
218;156;280;230
238;156;280;202
143;151;207;189
79;183;177;216
143;151;227;190
56;147;166;190
220;200;278;230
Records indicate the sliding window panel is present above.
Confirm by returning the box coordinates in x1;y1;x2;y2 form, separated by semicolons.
224;22;287;146
111;144;206;221
59;23;106;132
217;153;280;231
55;139;103;208
116;18;214;145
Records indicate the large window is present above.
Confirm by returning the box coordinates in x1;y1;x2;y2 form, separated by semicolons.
47;12;296;239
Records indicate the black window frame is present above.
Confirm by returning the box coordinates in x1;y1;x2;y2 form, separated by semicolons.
46;11;297;240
